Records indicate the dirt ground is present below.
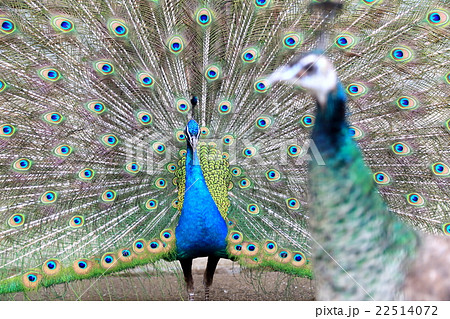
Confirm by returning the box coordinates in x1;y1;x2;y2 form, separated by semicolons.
2;258;315;301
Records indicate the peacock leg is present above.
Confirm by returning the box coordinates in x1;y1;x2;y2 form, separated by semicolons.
180;258;195;301
203;256;220;301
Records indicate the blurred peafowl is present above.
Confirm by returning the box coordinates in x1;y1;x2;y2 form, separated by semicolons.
0;0;449;301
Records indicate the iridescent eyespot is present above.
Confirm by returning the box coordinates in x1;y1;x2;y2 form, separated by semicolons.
41;191;57;204
241;48;258;63
286;198;300;210
443;223;450;236
205;65;220;81
244;242;259;255
101;190;117;202
391;142;411;156
407;193;425;206
200;126;210;137
247;204;260;215
427;10;449;27
172;198;180;209
78;168;95;180
101;134;119;147
446;72;450;85
300;115;315;127
196;8;212;26
218;100;232;114
274;249;293;263
362;0;381;4
0;124;15;137
254;79;269;93
137;72;154;88
125;162;140;174
222;152;229;160
222;135;234;145
86;101;106;114
335;34;356;49
108;20;128;37
231;167;242;176
101;254;116;268
38;67;61;81
283;33;301;49
279;251;289;258
73;259;92;275
136;110;152;125
227;219;236;228
168;35;184;54
160;229;174;242
254;0;270;8
346;83;367;96
447;119;450;132
8;213;25;227
239;178;251;189
148;240;161;252
133;240;146;253
176;99;190;113
255;116;272;129
373;172;391;185
54;144;72;157
145;199;158;210
119;249;132;261
43;112;64;124
51;17;74;33
94;60;115;75
243;146;256;158
179;149;187;157
431;162;449;177
176;130;186;142
152;142;166;154
0;79;6;92
23;272;41;288
264;240;277;254
13;158;32;171
265;169;280;182
349;125;364;140
396;96;418;110
287;144;301;157
292;252;306;266
43;259;61;275
390;47;413;62
155;178;167;189
0;18;16;34
229;231;243;244
69;215;84;228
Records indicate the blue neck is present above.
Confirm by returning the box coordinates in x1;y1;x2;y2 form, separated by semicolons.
175;143;228;259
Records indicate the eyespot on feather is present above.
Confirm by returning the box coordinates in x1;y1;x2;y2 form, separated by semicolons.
0;124;15;137
168;35;184;54
390;47;413;62
51;17;74;33
0;18;16;34
41;191;57;204
155;178;167;189
396;96;418;110
247;203;260;215
427;9;449;27
228;231;243;244
118;248;134;262
274;249;292;263
222;134;234;145
349;125;364;140
176;99;190;114
43;112;64;124
292;252;306;267
254;79;269;93
264;240;278;254
300;115;315;127
406;193;425;206
160;229;175;243
8;213;25;227
94;60;115;75
86;101;106;114
241;47;259;63
125;162;140;174
101;190;117;202
283;33;301;49
255;116;272;130
136;110;152;125
230;167;242;176
431;162;449;177
265;169;281;182
335;34;356;49
43;259;61;275
152;142;166;154
239;177;251;189
346;83;367;97
100;134;119;147
391;142;411;156
22;272;42;289
108;20;128;37
196;8;212;26
443;223;450;236
69;215;84;228
242;242;259;256
53;144;72;157
0;79;7;92
147;239;164;253
78;168;95;180
373;172;391;185
137;72;154;88
254;0;270;8
101;253;117;269
145;199;158;210
205;65;220;81
133;239;146;254
286;198;300;210
73;259;93;275
12;158;32;171
218;100;232;114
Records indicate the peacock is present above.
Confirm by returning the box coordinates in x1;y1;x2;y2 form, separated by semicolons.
0;0;449;301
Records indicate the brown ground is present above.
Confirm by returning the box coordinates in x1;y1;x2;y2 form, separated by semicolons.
2;259;315;301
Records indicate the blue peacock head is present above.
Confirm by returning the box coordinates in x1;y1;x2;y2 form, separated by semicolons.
185;119;200;149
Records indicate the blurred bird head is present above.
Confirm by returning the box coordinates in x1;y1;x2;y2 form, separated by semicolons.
267;52;337;107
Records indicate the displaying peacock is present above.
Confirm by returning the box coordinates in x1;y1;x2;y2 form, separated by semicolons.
0;0;448;301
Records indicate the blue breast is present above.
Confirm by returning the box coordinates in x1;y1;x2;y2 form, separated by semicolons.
175;146;228;259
